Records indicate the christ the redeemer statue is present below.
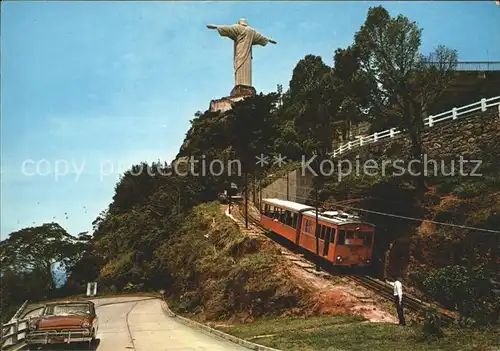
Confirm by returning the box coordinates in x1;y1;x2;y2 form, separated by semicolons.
207;18;276;92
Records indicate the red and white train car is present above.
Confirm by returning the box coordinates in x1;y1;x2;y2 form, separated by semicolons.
260;198;375;267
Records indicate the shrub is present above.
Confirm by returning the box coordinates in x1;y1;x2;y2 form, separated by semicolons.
453;181;489;199
155;202;303;321
421;308;443;339
435;177;460;194
423;265;499;326
407;265;429;291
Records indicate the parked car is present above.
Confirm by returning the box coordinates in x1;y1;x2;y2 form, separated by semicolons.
26;300;98;349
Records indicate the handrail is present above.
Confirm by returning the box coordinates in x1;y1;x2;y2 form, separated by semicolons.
2;300;32;350
426;61;500;71
329;96;500;158
1;318;30;349
9;301;29;322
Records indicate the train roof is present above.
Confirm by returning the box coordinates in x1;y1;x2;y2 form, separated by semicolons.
261;198;315;212
302;209;376;227
261;198;375;227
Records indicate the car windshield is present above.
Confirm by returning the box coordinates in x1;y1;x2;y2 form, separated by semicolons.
43;304;91;316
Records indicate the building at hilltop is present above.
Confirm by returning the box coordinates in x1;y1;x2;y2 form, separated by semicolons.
428;61;500;113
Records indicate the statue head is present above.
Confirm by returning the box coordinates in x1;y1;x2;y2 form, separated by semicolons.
238;18;248;26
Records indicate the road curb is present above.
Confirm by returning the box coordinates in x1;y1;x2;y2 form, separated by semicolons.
159;298;282;351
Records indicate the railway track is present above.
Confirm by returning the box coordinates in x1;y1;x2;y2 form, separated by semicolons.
230;202;457;326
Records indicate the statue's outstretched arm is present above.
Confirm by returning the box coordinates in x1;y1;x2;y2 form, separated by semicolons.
207;24;239;40
253;31;277;46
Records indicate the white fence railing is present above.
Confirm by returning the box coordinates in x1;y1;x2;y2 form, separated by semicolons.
1;318;29;350
1;301;29;350
329;96;500;158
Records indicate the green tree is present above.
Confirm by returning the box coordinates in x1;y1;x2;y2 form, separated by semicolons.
178;110;232;160
0;223;90;292
353;6;457;191
228;93;280;174
0;267;51;322
332;46;373;141
285;55;338;156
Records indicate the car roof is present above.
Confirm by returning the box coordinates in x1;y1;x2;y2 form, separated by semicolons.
46;300;94;306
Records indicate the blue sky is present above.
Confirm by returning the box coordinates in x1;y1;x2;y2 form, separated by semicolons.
1;1;499;238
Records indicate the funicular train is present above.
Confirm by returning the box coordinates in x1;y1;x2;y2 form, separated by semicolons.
259;198;375;267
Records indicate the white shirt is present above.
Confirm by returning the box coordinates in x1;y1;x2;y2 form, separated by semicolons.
389;280;403;300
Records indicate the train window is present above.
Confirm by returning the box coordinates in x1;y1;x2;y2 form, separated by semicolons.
320;225;326;240
264;204;270;217
346;231;354;239
274;207;280;220
280;209;286;224
304;220;311;233
338;230;346;245
324;227;331;243
291;213;297;229
364;232;373;247
357;232;365;240
329;228;336;243
285;211;292;226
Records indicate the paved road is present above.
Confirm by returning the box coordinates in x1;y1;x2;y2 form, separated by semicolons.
27;296;248;351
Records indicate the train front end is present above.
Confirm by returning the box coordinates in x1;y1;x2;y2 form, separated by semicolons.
333;223;375;267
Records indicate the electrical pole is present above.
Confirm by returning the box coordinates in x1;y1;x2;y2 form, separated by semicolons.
277;84;283;107
315;186;320;271
253;173;256;204
286;171;289;200
228;185;232;214
259;186;262;210
245;172;249;228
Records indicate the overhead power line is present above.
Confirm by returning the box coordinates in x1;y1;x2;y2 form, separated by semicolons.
258;188;500;235
334;203;500;234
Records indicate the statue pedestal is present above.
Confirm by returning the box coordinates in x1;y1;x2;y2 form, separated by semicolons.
209;85;257;113
230;84;256;98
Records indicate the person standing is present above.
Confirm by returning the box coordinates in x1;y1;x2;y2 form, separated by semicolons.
386;276;406;326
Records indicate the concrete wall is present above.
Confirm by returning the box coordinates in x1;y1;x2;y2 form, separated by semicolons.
257;169;315;206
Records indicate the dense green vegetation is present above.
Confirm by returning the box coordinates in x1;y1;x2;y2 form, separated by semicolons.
322;134;500;324
159;202;305;321
2;6;499;342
